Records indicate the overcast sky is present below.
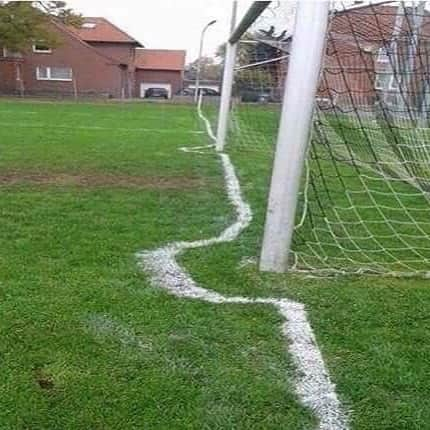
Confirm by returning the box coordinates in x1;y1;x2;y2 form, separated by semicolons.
67;0;254;63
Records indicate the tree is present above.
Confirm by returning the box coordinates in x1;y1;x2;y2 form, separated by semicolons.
236;69;274;89
185;56;222;82
216;30;287;68
216;32;258;68
0;1;82;52
216;28;289;95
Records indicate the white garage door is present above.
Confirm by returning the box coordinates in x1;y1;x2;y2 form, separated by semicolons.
140;83;172;99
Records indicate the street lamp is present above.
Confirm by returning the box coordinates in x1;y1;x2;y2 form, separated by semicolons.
194;19;217;102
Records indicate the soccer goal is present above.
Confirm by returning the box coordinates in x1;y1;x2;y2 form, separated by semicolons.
213;1;430;278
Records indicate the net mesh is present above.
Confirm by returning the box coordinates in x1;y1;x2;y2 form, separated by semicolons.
221;1;430;277
227;3;293;152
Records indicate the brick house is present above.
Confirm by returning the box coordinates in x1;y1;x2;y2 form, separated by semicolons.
321;3;430;111
247;3;429;112
0;17;186;99
134;49;186;98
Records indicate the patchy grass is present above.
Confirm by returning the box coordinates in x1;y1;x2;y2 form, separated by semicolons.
187;101;430;429
0;100;312;430
0;170;208;189
2;99;430;429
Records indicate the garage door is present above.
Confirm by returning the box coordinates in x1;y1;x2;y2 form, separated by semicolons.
140;83;172;99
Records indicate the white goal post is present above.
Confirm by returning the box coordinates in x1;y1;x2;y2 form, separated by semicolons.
259;2;330;272
216;1;330;273
216;1;271;151
212;1;430;278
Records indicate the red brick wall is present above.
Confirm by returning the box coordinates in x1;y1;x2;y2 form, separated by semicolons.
321;38;377;108
0;58;20;93
86;42;136;97
2;23;125;98
1;25;185;99
135;69;183;97
86;42;135;66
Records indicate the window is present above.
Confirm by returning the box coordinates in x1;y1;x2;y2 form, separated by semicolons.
389;75;399;91
36;66;73;81
375;73;399;91
375;73;390;90
2;47;22;58
36;66;49;80
50;67;73;80
82;22;96;29
33;44;51;53
376;47;390;64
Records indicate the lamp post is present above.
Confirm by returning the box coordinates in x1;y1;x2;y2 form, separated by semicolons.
194;19;217;102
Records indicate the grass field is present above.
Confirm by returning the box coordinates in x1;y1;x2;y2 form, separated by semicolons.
229;104;430;275
1;99;430;429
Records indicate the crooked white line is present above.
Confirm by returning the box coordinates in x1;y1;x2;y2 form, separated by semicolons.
136;101;349;430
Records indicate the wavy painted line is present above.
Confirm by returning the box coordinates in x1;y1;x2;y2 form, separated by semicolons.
136;99;349;430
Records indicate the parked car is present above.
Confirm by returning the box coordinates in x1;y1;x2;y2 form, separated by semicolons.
239;88;279;103
200;88;220;96
176;88;194;96
176;87;220;96
145;87;169;99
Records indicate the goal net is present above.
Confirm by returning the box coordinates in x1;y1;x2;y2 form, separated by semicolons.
213;1;430;277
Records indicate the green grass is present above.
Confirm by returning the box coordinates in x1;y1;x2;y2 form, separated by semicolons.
1;99;430;429
225;103;430;274
0;100;312;430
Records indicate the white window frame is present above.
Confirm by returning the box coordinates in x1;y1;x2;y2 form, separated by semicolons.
33;44;52;54
82;22;97;29
376;47;390;64
389;75;399;91
375;73;399;91
3;47;22;58
36;66;73;81
375;72;389;90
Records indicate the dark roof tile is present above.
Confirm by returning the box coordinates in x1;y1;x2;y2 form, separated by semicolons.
70;17;142;46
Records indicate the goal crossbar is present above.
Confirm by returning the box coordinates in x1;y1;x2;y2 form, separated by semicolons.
229;1;272;44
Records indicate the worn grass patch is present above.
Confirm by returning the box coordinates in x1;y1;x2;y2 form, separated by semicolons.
0;170;208;189
0;100;313;430
2;98;430;429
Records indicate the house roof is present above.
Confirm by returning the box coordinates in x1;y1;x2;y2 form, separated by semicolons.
135;49;186;71
330;2;430;42
331;4;399;42
53;20;122;66
70;17;143;46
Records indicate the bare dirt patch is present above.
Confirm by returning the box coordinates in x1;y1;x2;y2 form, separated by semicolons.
33;367;55;391
0;171;207;190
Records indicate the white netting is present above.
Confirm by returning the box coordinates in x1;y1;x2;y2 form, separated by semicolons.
228;3;294;152
221;1;430;277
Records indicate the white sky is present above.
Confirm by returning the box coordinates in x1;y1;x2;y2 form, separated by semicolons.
67;0;254;63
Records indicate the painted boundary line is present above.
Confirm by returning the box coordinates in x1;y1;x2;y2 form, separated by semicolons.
0;122;204;135
136;99;349;430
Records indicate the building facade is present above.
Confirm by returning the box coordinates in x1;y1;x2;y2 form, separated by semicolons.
0;17;186;99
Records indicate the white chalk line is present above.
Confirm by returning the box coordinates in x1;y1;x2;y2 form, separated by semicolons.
0;121;204;135
136;97;349;430
0;110;38;115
